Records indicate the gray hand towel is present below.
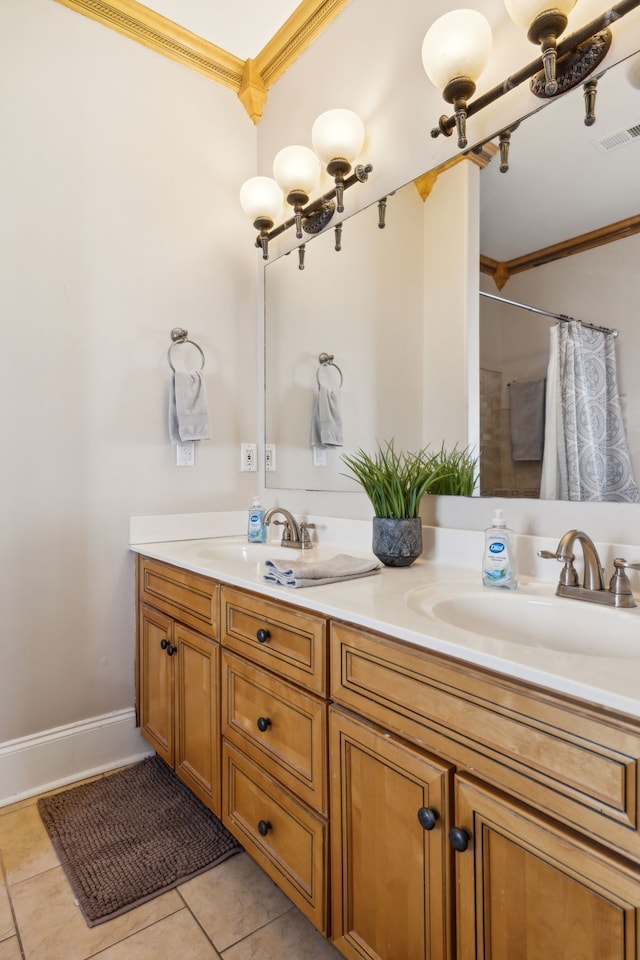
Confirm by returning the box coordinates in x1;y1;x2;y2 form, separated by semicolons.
264;553;380;588
310;386;343;448
169;371;211;443
508;378;546;461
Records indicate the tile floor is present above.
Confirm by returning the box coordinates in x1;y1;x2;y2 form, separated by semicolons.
0;774;342;960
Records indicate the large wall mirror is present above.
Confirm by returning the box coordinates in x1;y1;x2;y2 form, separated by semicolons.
265;52;640;500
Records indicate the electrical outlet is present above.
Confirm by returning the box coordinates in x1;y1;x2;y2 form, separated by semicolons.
313;446;327;467
240;443;258;472
176;441;195;466
265;444;276;472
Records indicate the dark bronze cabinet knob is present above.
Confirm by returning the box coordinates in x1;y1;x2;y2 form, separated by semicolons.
417;807;439;831
166;644;177;656
256;628;271;643
258;819;272;836
449;827;471;852
257;717;272;732
160;639;168;650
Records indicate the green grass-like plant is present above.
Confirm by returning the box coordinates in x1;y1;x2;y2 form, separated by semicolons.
426;443;479;497
341;440;478;517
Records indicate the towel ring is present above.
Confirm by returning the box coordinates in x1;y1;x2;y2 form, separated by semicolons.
168;327;205;372
317;352;343;388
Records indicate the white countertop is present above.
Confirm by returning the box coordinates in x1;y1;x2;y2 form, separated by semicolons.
130;531;640;721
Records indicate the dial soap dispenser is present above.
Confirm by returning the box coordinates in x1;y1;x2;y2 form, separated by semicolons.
482;509;517;589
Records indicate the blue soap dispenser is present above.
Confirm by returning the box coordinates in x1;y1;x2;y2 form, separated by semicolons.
247;497;267;543
482;509;517;589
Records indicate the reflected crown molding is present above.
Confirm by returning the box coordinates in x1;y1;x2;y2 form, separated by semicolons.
414;144;497;201
54;0;351;122
481;213;640;290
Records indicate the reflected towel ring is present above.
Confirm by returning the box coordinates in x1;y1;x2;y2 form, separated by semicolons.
168;327;205;372
317;352;343;388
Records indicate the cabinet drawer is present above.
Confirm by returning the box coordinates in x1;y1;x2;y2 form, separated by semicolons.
138;556;218;639
222;651;328;814
221;587;327;695
331;621;640;864
222;741;328;933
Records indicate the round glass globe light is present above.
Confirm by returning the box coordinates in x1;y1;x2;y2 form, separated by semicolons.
422;9;492;90
239;176;283;222
311;109;365;163
273;145;320;195
504;0;577;30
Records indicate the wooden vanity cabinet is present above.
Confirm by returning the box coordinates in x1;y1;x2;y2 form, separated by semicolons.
137;556;220;815
330;620;640;960
220;586;330;933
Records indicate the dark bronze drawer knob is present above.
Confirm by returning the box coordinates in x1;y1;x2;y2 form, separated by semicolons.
256;628;271;644
449;827;471;852
257;717;272;732
417;807;439;831
258;819;272;836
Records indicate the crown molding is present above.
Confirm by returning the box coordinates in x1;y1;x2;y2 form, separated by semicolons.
54;0;352;121
480;214;640;290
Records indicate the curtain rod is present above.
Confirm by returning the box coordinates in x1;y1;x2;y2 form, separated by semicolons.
479;291;618;337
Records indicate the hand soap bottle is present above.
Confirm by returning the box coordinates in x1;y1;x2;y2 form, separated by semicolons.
482;509;517;589
247;497;267;543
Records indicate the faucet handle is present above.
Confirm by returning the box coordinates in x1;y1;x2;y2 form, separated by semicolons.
608;558;639;608
299;522;316;549
537;548;579;586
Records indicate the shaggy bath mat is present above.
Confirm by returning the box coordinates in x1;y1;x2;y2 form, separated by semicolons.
38;755;242;927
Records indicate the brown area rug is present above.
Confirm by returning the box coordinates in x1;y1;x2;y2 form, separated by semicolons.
38;755;242;927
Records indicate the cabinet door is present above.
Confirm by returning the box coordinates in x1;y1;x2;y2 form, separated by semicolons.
330;707;453;960
175;623;220;816
454;776;640;960
139;603;174;764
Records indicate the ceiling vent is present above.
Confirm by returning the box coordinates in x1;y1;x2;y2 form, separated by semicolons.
591;121;640;154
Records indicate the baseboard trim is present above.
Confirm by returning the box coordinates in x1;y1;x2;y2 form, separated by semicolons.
0;708;154;808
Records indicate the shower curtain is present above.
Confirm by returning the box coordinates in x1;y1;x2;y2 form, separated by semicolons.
540;321;639;502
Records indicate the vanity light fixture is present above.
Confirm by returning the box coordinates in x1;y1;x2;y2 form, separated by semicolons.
240;108;372;260
422;0;640;151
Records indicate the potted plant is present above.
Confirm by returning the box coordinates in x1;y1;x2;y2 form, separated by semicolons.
342;440;479;566
340;441;440;566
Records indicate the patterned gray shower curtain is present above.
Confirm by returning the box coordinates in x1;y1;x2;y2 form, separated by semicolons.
540;320;640;502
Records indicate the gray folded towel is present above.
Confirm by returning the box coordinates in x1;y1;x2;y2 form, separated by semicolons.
264;553;380;588
169;370;211;443
508;378;546;461
311;386;343;448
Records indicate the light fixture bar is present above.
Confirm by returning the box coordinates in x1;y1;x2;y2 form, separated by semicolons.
254;162;373;248
431;0;640;141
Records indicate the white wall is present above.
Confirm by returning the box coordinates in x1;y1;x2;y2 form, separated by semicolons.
0;0;258;745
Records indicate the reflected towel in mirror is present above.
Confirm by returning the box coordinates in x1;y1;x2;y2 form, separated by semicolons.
264;553;380;588
311;385;343;448
509;378;545;461
169;370;211;443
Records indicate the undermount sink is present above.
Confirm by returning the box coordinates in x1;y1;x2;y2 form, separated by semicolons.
178;538;369;566
405;581;640;658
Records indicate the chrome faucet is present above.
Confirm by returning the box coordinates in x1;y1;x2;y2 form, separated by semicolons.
538;529;639;608
263;507;315;550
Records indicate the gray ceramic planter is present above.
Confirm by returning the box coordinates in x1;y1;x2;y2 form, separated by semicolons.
372;517;422;567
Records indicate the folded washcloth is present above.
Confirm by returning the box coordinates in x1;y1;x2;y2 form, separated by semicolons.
508;377;546;461
169;370;211;443
264;553;381;589
311;385;343;448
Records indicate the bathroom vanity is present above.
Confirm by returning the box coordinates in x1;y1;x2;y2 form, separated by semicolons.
132;533;640;960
